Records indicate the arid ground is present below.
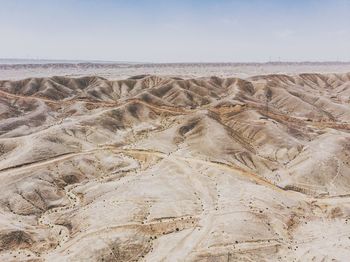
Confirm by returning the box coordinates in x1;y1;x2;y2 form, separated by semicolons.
0;65;350;261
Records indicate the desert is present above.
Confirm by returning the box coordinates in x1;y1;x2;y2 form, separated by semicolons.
0;65;350;261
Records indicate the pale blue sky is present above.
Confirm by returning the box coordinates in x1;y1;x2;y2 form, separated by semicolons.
0;0;349;62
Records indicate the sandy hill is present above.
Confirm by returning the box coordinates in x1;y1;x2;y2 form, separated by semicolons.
0;73;350;261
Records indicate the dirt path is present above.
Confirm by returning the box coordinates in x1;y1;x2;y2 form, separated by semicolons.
118;148;285;194
143;155;217;261
0;145;295;194
166;159;216;261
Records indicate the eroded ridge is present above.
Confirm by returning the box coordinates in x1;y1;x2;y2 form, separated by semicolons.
0;73;350;261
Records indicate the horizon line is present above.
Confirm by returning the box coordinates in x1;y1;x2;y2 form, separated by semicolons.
1;58;350;65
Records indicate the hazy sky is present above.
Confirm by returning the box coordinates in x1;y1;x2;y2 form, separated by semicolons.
0;0;349;62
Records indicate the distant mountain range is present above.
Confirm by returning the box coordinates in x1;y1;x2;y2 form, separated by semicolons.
1;58;350;66
1;59;350;71
0;58;134;65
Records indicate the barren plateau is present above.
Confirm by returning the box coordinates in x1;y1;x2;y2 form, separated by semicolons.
0;71;350;261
